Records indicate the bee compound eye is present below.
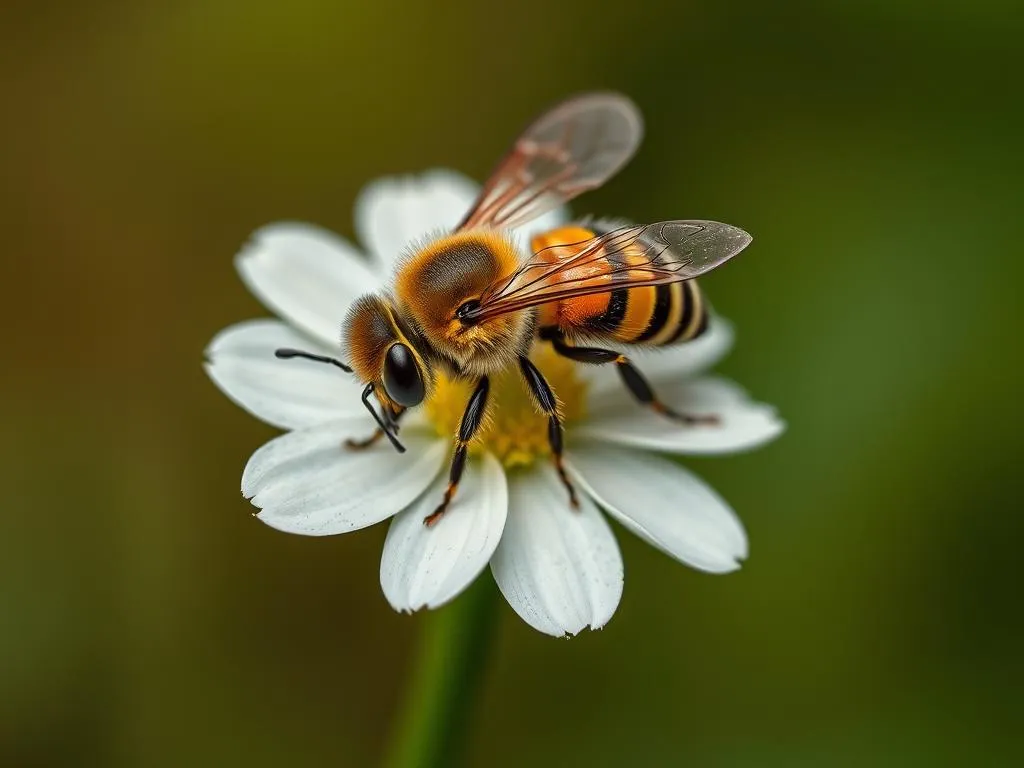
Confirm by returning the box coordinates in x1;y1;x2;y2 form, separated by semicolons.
383;344;425;407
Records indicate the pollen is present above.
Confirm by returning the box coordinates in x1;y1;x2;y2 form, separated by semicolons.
424;344;587;469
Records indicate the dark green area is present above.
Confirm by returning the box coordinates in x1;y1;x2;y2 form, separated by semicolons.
2;0;1022;765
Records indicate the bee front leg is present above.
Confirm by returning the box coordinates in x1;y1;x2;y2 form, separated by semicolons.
546;332;719;426
345;406;405;450
424;377;490;527
344;429;387;450
518;355;579;509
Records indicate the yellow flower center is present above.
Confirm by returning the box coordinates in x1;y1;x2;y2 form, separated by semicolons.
424;344;587;469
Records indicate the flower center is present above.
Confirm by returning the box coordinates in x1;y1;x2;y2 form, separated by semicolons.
424;344;587;469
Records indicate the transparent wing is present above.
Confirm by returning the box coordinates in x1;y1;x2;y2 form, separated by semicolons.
457;92;643;231
463;221;752;323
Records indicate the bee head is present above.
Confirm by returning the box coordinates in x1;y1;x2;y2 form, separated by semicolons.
342;294;428;410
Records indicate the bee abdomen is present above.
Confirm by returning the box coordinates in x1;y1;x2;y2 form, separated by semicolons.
531;223;709;346
588;217;709;345
657;279;709;345
601;279;706;345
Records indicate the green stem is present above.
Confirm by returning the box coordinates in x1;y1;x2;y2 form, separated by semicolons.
384;576;501;768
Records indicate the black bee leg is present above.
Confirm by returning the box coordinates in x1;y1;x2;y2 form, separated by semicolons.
518;355;579;508
424;377;490;527
546;332;718;426
345;407;405;450
615;361;719;426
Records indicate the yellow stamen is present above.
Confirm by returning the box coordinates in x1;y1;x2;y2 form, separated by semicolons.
424;344;587;469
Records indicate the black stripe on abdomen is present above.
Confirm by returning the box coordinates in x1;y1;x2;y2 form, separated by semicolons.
586;234;629;333
586;286;628;333
636;284;672;342
691;304;709;338
666;281;697;344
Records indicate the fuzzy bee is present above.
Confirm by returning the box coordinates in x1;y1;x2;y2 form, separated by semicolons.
277;93;751;524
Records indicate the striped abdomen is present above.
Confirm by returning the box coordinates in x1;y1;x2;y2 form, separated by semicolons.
531;224;709;345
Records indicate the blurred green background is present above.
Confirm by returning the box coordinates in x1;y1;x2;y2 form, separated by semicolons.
3;0;1023;765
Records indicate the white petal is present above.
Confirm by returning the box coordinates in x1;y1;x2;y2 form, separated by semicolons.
578;376;784;455
491;464;623;637
584;315;735;396
243;421;447;536
355;170;480;272
236;222;380;348
205;320;366;429
380;453;508;611
567;442;747;573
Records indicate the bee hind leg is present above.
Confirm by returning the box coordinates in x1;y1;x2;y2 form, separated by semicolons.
424;377;490;527
616;362;720;426
546;333;718;426
518;355;579;509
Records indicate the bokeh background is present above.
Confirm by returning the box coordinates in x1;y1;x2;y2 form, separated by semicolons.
3;0;1023;765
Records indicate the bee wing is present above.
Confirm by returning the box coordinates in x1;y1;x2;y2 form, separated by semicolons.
464;221;752;323
457;92;643;231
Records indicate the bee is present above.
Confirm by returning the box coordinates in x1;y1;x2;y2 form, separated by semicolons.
276;92;752;525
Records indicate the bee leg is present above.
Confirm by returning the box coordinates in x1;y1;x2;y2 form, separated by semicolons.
344;429;386;450
345;407;405;450
546;333;718;426
518;355;579;509
423;377;490;527
615;361;720;426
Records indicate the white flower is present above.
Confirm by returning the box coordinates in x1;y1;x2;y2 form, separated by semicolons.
205;170;784;637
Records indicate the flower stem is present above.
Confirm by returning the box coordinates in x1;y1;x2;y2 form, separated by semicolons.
384;576;502;768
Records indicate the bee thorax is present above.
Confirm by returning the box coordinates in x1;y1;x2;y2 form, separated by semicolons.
441;309;535;377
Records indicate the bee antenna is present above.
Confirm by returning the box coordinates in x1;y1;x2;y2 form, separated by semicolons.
275;348;353;373
362;383;406;453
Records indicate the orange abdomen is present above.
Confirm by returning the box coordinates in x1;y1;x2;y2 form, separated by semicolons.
531;224;708;345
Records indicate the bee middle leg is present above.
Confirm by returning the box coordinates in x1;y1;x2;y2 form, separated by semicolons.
423;376;490;527
518;355;579;508
545;332;719;426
